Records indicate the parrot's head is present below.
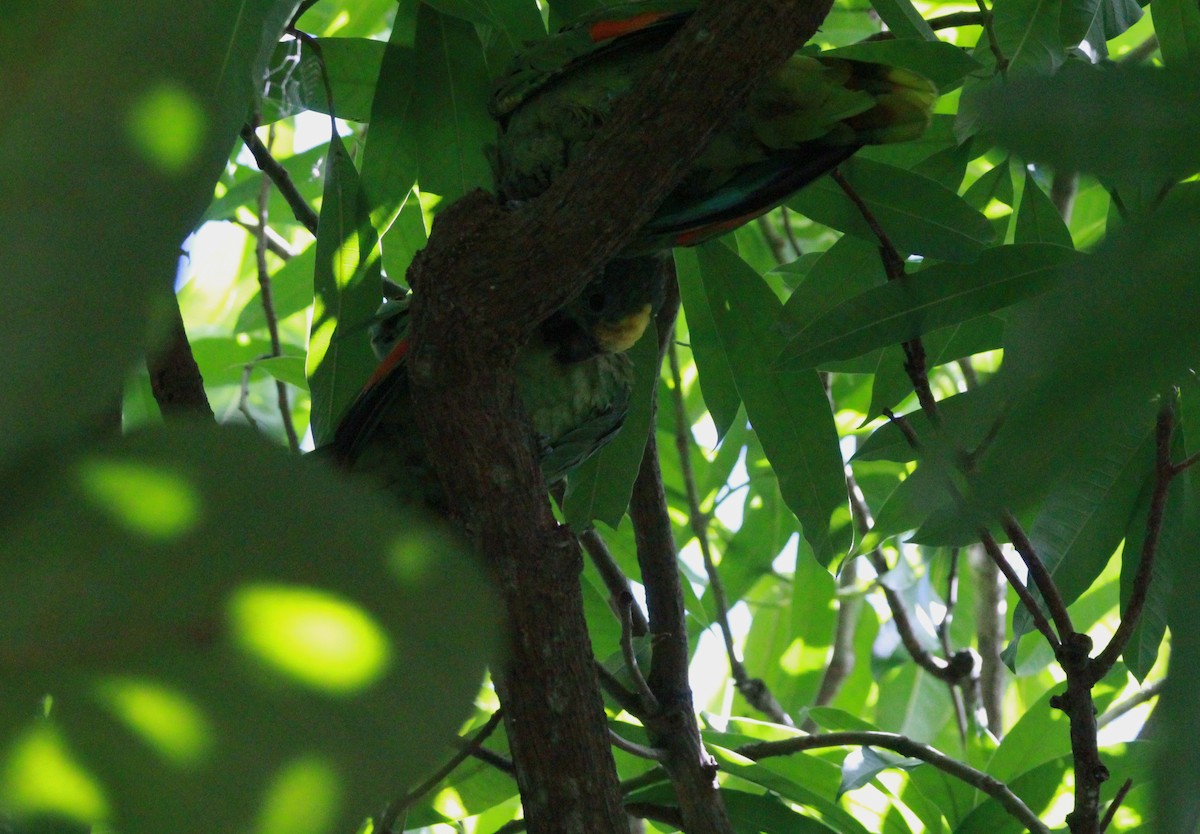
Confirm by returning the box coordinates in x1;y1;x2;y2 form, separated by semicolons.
368;292;412;361
541;255;668;364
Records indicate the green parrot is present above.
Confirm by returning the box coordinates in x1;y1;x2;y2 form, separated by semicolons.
490;1;938;251
323;257;667;510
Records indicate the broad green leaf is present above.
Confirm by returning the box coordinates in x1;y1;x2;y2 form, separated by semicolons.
991;0;1066;74
955;756;1068;834
778;245;1080;370
1155;0;1200;66
967;63;1200;187
262;38;386;123
952;185;1200;518
1156;527;1200;831
359;0;422;236
708;746;872;834
1014;172;1074;248
202;146;327;227
838;748;923;797
864;0;936;40
872;665;955;743
562;322;658;529
676;249;743;440
0;0;294;462
686;241;848;565
424;0;546;63
962;161;1015;212
1075;0;1144;55
190;338;305;388
720;789;839;834
236;245;318;333
1009;408;1155;652
0;425;495;834
790;158;996;263
1120;459;1196;680
409;6;494;203
306;132;381;446
825;40;982;89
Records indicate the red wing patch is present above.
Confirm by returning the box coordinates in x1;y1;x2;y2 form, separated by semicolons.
363;338;411;392
674;210;766;248
588;11;673;42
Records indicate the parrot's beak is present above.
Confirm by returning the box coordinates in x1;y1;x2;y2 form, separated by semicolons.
594;304;653;353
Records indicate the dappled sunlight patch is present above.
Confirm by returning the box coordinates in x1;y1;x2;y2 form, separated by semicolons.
77;459;200;540
1;723;108;823
228;585;392;694
94;677;214;767
255;755;343;834
386;531;437;583
127;83;206;174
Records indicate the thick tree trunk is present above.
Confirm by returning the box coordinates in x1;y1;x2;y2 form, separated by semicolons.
405;2;835;830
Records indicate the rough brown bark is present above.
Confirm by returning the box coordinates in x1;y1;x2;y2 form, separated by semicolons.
148;294;213;420
404;2;834;831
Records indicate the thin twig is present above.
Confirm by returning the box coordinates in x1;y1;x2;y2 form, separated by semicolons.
668;340;792;725
239;125;319;234
581;527;650;636
620;594;660;713
780;206;802;257
596;660;647;718
610;729;668;762
1119;34;1159;64
1097;679;1166;729
1002;513;1075;640
233;218;296;259
1099;778;1134;833
254;125;301;452
974;0;1009;75
756;215;789;264
377;710;505;834
625;802;685;828
1091;402;1177;682
738;732;1051;834
979;529;1061;650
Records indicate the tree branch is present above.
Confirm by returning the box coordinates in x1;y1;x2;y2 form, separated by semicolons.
147;291;214;420
403;3;836;830
738;732;1051;834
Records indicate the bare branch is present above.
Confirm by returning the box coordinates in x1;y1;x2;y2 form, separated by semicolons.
610;730;668;762
239;125;319;234
739;731;1050;834
1097;679;1166;729
378;710;505;834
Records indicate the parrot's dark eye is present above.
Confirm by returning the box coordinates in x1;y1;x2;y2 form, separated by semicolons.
587;292;606;312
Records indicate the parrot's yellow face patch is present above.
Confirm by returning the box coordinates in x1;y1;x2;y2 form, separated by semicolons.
594;304;652;353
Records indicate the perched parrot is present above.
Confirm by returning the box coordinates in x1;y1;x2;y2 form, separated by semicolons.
323;257;667;509
489;1;938;251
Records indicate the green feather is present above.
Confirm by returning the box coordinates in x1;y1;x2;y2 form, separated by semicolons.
489;2;938;250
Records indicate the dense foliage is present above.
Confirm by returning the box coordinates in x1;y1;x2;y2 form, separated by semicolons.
3;0;1199;833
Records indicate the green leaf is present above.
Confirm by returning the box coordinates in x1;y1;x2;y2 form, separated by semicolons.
789;158;996;263
306;132;381;446
953;185;1200;518
423;0;546;64
839;748;923;797
991;0;1066;74
1014;172;1074;248
262;38;386;123
685;242;849;566
202;145;327;226
825;40;982;90
778;245;1080;370
1008;408;1155;652
720;789;840;834
235;245;318;333
1120;457;1196;680
1155;507;1200;829
410;5;494;203
0;425;496;834
1154;0;1200;66
562;323;658;529
967;64;1200;187
675;249;743;440
0;0;295;462
864;0;937;41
